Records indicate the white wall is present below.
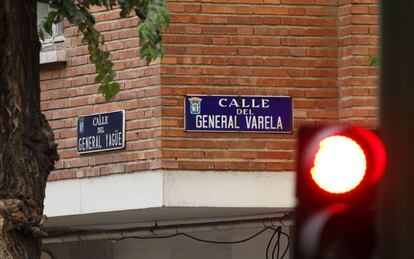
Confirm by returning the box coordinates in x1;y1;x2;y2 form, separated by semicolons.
44;170;295;219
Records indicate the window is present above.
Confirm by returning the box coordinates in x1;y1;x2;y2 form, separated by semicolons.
37;2;64;44
37;1;66;64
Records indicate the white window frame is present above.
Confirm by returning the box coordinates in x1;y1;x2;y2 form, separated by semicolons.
37;1;65;46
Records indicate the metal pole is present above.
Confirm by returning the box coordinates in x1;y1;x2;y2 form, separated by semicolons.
379;0;414;258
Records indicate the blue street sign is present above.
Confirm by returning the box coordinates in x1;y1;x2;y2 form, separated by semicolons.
185;95;293;133
77;110;125;154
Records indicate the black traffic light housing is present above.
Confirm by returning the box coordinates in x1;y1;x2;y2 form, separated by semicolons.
294;125;386;259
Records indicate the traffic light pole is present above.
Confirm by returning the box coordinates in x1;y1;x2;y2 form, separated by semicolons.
379;1;414;258
294;126;385;259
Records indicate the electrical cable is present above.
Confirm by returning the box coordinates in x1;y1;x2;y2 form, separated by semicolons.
265;229;277;259
279;229;290;259
112;225;291;259
114;226;272;244
268;226;290;259
271;226;282;259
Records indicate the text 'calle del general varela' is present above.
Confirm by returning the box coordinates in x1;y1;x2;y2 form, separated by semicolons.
185;95;292;133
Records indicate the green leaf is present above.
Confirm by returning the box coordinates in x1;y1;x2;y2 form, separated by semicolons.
368;55;378;66
106;82;120;101
38;27;45;41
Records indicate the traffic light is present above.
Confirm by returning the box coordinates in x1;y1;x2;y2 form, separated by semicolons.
294;125;386;259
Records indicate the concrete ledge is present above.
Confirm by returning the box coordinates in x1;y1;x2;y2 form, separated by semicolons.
40;49;67;64
44;170;295;225
163;170;295;208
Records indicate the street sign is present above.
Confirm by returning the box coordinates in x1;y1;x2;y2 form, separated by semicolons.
184;95;293;133
77;110;125;154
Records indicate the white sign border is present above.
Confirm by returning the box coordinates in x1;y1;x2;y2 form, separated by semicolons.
77;110;126;154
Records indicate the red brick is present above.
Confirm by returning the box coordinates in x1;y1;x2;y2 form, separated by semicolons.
202;6;237;14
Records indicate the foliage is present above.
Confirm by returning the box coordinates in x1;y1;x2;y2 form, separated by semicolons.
39;0;169;101
368;55;378;66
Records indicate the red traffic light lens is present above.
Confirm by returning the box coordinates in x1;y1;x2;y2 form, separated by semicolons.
311;135;367;194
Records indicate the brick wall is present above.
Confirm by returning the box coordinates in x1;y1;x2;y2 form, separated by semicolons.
40;0;380;179
338;0;379;127
161;0;340;171
41;7;162;180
